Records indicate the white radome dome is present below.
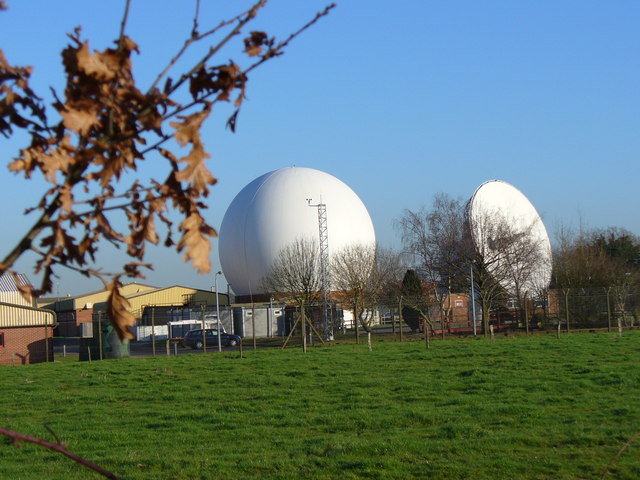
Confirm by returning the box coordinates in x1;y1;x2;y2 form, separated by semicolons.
219;167;376;296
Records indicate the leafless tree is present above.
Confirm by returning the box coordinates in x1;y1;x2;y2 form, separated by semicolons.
399;194;553;338
398;194;472;337
261;237;323;352
331;244;402;348
468;207;551;336
498;220;548;333
331;243;374;343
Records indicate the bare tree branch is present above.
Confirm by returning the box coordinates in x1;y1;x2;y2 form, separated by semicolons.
0;427;124;480
0;2;334;339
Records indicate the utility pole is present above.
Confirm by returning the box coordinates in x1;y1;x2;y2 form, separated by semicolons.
215;271;222;352
470;265;477;336
307;198;332;341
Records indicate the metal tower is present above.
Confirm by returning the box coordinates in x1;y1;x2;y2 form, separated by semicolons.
307;198;332;340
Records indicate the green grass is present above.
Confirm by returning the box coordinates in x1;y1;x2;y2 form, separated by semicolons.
1;332;639;479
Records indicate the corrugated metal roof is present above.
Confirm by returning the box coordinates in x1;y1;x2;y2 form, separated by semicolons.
55;282;159;301
125;286;218;314
0;272;30;291
0;302;56;327
0;273;33;307
90;286;226;316
37;282;159;311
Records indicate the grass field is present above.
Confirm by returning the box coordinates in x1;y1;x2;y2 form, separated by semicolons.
1;331;639;479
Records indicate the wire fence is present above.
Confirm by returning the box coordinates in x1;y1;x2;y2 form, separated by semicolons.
547;287;639;330
52;287;640;343
373;287;640;334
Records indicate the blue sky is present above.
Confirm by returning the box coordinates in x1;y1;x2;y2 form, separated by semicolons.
1;1;638;296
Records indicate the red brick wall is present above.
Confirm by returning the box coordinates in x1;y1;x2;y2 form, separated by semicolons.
77;308;93;324
0;326;54;365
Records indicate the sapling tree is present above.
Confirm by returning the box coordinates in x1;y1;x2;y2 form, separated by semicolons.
261;236;324;352
331;244;402;347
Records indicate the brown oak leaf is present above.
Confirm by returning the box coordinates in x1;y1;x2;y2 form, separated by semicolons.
59;184;73;213
60;106;100;135
107;280;136;341
39;135;74;183
174;141;215;192
170;103;211;147
76;42;117;81
243;31;268;57
177;213;216;274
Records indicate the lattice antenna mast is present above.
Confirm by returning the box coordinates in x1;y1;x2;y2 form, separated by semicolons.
307;198;332;341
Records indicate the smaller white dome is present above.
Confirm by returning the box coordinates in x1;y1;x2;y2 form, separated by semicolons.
468;180;552;293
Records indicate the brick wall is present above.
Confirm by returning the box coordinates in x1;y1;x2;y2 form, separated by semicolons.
0;326;54;365
77;308;93;324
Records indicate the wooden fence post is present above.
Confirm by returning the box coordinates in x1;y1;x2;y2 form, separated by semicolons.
606;287;612;333
151;307;156;357
424;321;430;350
97;311;103;361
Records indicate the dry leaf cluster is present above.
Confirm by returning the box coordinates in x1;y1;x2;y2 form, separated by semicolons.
0;0;335;340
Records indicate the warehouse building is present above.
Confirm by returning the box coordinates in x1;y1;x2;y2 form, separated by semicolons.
38;283;230;340
0;273;56;365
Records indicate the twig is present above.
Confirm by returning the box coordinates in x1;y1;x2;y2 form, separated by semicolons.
44;425;63;446
243;3;337;77
153;2;337;126
191;0;201;37
0;427;125;480
600;431;640;479
0;191;62;278
29;247;117;278
55;194;169;224
167;0;267;96
118;0;132;50
149;0;268;93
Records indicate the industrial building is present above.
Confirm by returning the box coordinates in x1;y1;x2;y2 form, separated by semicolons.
38;283;230;340
0;273;56;365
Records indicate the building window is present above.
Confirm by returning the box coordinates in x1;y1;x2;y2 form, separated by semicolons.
0;332;4;348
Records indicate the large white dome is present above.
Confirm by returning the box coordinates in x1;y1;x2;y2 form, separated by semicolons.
219;167;376;296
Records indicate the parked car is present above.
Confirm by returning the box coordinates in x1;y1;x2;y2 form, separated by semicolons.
182;328;241;349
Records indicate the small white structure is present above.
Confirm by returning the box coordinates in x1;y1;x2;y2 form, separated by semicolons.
219;167;376;297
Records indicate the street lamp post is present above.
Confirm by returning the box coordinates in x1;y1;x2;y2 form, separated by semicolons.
470;264;477;336
215;271;222;352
